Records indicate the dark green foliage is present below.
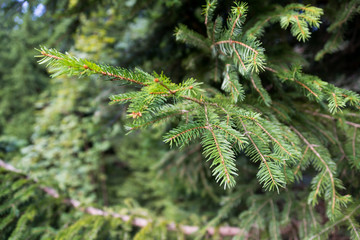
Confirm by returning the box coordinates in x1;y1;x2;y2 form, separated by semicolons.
315;0;360;61
34;1;360;238
1;0;360;239
0;0;80;139
0;169;169;239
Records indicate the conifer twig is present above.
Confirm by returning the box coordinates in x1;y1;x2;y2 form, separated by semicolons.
307;204;360;240
212;40;259;54
289;126;336;214
40;51;148;86
305;110;360;128
239;118;277;188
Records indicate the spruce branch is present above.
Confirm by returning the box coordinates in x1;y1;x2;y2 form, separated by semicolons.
221;64;245;103
254;121;295;159
246;3;323;41
212;123;247;149
250;75;272;106
270;66;360;113
348;217;360;240
239;118;285;192
128;103;196;130
175;24;210;51
202;0;217;26
353;127;358;165
239;198;271;231
205;127;234;186
293;145;309;177
37;47;149;86
307;203;360;240
36;1;360;196
315;1;360;60
212;39;265;74
164;123;207;148
305;110;360;128
290;126;351;219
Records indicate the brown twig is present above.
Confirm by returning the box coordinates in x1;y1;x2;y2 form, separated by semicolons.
0;159;246;237
305;110;360;128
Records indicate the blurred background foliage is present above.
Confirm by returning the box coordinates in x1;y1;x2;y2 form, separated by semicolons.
0;0;359;239
1;0;224;227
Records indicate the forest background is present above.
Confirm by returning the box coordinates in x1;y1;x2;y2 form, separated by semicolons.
1;0;360;239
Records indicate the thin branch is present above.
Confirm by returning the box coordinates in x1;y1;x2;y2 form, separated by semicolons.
212;40;258;54
294;16;305;36
166;126;208;142
251;76;266;102
308;206;319;240
213;124;246;144
239;118;277;186
332;92;338;108
305;110;360;128
40;51;148;86
313;171;326;203
353;127;357;161
203;104;231;183
230;13;241;39
241;200;270;229
41;52;62;60
268;65;320;98
308;204;360;240
130;110;192;130
265;65;325;100
232;44;247;70
331;121;350;162
255;121;292;156
151;84;194;95
156;79;175;94
0;159;246;237
330;4;356;30
290;126;336;214
249;17;272;38
207;126;231;183
302;205;308;237
180;95;205;105
295;80;318;98
111;97;134;103
294;146;308;175
180;95;229;116
348;218;360;240
264;66;277;73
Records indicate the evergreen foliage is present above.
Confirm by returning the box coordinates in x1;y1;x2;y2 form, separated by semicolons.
0;0;81;139
315;0;360;61
1;0;360;239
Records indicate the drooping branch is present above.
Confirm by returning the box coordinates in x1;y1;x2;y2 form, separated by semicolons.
290;126;336;214
206;126;231;183
239;118;277;188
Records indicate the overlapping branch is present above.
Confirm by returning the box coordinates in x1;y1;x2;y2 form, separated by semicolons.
290;126;337;214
